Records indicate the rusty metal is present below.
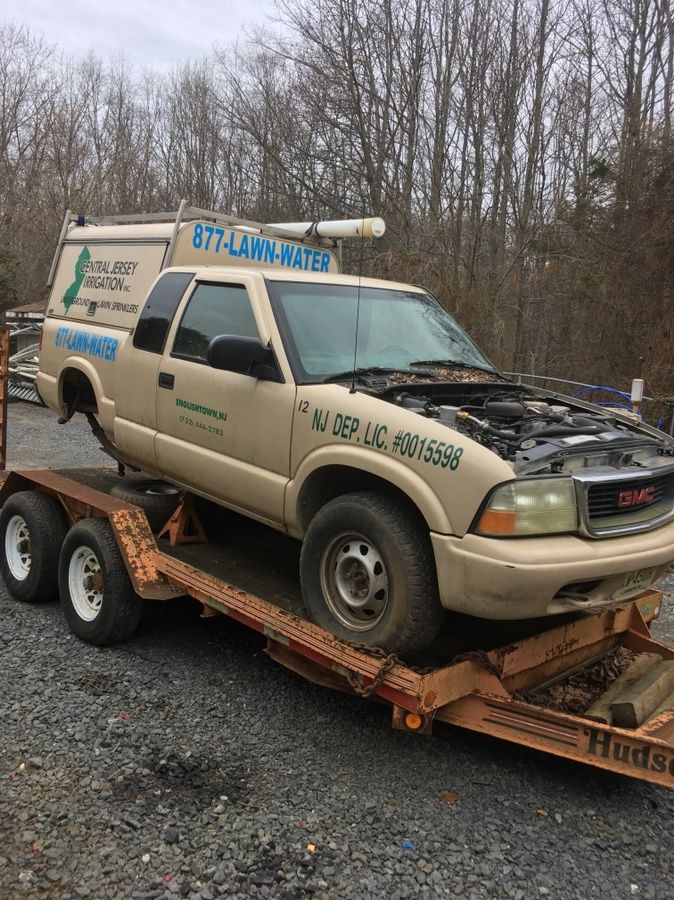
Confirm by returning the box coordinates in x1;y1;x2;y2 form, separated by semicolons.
640;706;674;737
157;493;207;545
0;469;177;599
450;650;502;679
435;692;674;788
199;603;220;618
416;657;510;712
265;642;356;695
154;552;427;712
488;600;669;695
108;506;181;599
3;462;674;787
347;652;400;698
0;327;9;471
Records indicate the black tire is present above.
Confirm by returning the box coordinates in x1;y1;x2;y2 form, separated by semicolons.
59;517;143;645
110;478;181;531
0;490;67;602
300;491;444;658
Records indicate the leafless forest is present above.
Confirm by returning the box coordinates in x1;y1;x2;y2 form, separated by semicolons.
1;0;673;400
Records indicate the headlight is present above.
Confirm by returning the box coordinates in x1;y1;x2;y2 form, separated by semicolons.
474;478;578;536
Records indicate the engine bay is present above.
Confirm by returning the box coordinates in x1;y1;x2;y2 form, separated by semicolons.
378;381;674;475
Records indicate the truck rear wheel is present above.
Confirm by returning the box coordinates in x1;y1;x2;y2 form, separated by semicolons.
110;478;181;531
300;492;444;658
0;491;67;602
59;517;143;645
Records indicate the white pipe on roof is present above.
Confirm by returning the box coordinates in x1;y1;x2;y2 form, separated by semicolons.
266;217;386;240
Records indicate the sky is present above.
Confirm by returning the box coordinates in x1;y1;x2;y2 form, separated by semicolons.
3;0;279;70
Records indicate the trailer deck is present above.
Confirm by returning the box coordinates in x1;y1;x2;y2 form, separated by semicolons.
1;462;674;788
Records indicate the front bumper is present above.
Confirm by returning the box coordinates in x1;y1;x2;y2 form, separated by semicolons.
431;520;674;619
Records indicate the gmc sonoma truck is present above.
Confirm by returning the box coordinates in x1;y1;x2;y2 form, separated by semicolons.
26;204;674;657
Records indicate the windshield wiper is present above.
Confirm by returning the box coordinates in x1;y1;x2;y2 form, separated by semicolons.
319;366;430;384
409;359;497;374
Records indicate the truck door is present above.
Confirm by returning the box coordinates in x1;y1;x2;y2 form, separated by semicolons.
154;277;294;525
113;270;196;470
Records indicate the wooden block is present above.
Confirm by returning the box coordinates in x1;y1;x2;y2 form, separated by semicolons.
585;653;660;724
612;660;674;728
645;689;674;724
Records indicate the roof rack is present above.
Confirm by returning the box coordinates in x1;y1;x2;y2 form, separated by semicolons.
47;201;385;286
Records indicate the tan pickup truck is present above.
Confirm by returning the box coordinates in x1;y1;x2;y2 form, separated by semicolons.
34;204;674;657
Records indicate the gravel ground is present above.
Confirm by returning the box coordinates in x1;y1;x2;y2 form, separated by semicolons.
2;403;674;900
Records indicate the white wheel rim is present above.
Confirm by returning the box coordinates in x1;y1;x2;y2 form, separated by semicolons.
68;546;104;621
5;515;32;581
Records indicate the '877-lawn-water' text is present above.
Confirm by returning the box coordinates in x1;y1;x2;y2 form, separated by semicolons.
191;223;332;272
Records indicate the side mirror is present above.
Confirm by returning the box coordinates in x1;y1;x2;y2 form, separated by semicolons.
206;335;283;382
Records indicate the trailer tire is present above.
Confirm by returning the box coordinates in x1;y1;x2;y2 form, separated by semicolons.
59;517;143;645
300;491;444;659
0;490;67;602
110;478;181;531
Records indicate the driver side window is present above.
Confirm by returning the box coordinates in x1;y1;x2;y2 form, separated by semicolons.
173;282;259;362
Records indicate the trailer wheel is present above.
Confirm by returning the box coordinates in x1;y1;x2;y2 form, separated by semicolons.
0;491;67;602
300;492;444;658
59;517;143;645
110;478;181;531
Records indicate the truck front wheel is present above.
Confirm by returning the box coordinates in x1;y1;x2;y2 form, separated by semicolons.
59;518;143;645
300;492;444;658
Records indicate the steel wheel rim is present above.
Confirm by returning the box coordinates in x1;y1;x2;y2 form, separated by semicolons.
68;546;104;622
320;531;389;631
5;515;32;581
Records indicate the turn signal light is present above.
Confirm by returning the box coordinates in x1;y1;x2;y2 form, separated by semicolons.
475;508;517;535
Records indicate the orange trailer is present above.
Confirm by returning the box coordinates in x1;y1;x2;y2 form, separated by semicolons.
1;463;673;789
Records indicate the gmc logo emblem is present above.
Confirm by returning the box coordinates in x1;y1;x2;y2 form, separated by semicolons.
618;486;655;508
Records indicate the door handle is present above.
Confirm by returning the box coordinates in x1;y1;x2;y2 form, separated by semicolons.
158;372;175;389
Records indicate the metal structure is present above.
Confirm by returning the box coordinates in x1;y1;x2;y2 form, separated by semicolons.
46;202;386;289
7;331;41;405
1;461;674;787
504;371;674;434
0;328;8;469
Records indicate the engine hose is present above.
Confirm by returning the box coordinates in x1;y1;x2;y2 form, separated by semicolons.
457;412;520;443
457;411;605;446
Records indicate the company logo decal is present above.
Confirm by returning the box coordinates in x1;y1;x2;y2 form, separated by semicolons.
61;246;140;315
585;727;674;776
63;246;90;313
54;326;119;361
618;486;655;508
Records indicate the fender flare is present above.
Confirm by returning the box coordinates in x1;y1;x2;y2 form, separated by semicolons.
285;444;454;536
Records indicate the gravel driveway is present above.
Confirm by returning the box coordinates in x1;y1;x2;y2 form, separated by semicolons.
1;403;674;900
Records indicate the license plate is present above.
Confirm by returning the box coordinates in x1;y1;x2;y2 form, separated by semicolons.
613;567;657;602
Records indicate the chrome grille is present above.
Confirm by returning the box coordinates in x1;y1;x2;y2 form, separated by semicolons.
587;475;667;521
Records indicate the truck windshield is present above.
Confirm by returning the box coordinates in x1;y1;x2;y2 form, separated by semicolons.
267;281;497;381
